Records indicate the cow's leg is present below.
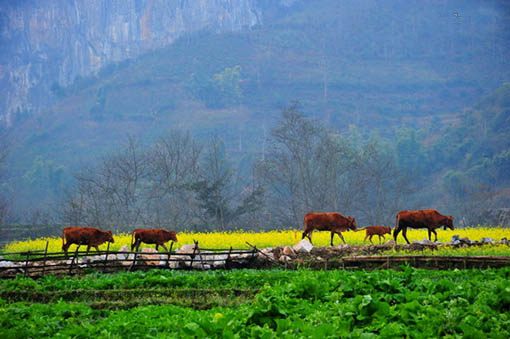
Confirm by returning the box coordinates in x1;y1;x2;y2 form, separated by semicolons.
304;231;313;244
156;244;159;251
369;235;374;244
428;229;432;241
160;243;169;252
93;245;100;252
364;234;369;242
330;232;335;246
135;240;142;252
393;227;401;243
402;228;410;244
86;245;91;254
62;243;70;257
337;231;346;244
378;235;383;244
432;229;438;242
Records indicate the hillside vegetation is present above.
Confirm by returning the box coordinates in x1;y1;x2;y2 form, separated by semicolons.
3;0;510;223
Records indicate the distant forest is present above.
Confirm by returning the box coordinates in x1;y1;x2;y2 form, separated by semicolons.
3;84;509;230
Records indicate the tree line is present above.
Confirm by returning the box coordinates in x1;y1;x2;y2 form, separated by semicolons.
59;104;414;231
2;102;507;231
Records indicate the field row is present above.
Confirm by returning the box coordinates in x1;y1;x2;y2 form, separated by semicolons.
1;268;509;337
3;227;510;254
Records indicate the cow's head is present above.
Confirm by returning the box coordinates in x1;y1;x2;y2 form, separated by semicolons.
348;216;357;231
443;216;454;230
104;230;115;243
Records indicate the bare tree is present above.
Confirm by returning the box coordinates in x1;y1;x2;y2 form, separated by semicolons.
63;137;148;229
145;131;202;228
350;140;411;225
257;104;358;226
191;137;263;230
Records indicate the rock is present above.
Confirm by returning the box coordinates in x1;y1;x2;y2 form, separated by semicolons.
139;248;164;266
500;237;509;245
282;246;295;256
0;261;16;268
385;240;396;246
481;237;493;244
293;239;313;253
414;239;435;245
279;255;292;263
257;251;275;261
177;244;198;254
337;244;350;250
451;235;461;242
460;237;471;245
210;254;229;267
118;245;131;259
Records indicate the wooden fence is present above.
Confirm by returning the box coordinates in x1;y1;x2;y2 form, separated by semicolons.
2;241;510;278
0;241;259;278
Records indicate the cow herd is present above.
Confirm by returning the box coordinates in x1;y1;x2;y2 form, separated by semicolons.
61;209;454;255
61;227;178;256
303;209;454;245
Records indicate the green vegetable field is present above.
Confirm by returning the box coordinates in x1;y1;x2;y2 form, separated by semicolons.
1;268;509;338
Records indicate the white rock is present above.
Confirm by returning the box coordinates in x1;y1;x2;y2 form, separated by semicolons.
258;252;275;261
177;244;198;254
279;255;292;263
139;248;164;265
0;261;16;268
118;245;131;259
293;239;313;253
481;237;493;244
282;246;295;256
414;239;435;245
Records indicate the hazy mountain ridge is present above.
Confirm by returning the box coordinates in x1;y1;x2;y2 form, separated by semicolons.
0;0;264;125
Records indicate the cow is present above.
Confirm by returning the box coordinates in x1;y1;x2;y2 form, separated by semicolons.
131;229;178;252
62;227;114;256
302;212;357;246
359;226;392;244
393;209;454;244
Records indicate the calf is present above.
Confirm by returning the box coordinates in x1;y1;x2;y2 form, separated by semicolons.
302;212;357;246
131;229;178;252
62;227;114;256
361;226;392;244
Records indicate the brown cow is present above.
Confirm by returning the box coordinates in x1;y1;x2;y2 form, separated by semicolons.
62;227;114;256
302;212;357;246
131;229;178;252
360;226;392;244
393;209;454;244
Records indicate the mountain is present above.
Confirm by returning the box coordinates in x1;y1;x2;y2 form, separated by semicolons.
1;0;510;221
0;0;263;126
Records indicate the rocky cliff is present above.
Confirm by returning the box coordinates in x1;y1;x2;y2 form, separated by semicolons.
0;0;263;126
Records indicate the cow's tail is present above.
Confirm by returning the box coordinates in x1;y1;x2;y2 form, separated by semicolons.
393;214;401;241
354;227;366;232
130;231;135;250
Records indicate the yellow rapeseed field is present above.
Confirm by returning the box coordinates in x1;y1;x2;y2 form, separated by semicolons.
2;227;509;254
